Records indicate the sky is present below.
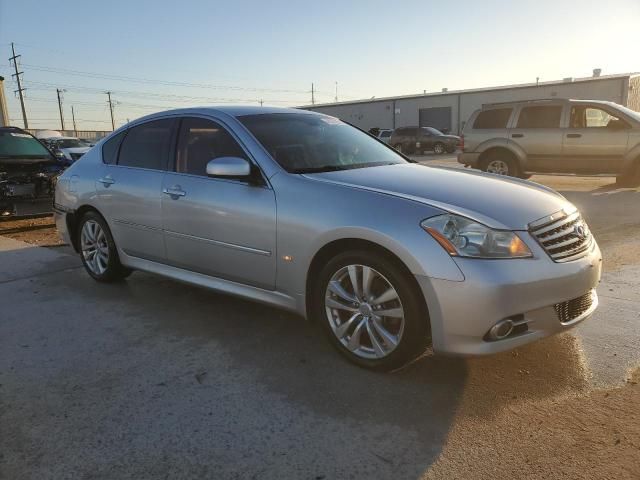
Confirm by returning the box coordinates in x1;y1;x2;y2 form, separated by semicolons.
0;0;639;131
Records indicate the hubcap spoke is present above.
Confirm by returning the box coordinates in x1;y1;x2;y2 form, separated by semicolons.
372;287;398;306
347;317;367;351
371;317;399;348
335;313;361;338
347;265;361;300
328;280;357;304
362;266;374;300
366;319;386;357
374;308;403;319
326;297;358;312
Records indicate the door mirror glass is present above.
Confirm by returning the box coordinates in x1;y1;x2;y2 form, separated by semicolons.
206;157;251;177
607;118;628;131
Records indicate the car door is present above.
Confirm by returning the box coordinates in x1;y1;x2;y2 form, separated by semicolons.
561;104;630;174
95;118;177;262
509;104;564;172
161;116;277;289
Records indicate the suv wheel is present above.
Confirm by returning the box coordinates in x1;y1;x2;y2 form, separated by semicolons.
433;142;445;155
314;250;430;371
394;143;403;154
481;152;521;177
615;162;640;187
78;211;132;282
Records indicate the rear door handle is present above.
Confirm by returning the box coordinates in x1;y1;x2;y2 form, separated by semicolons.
162;187;186;198
511;133;524;138
98;176;115;187
567;133;582;138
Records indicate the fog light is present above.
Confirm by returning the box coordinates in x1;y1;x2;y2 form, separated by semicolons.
488;319;514;341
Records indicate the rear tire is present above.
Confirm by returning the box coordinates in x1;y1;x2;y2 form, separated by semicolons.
77;211;132;283
615;163;640;187
480;151;522;178
313;250;431;372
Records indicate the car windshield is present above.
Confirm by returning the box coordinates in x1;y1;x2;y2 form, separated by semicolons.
57;139;86;148
614;104;640;123
422;127;443;135
239;113;407;173
0;131;52;158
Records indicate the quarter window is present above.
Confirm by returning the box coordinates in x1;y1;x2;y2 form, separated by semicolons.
473;108;512;129
117;119;175;170
101;131;126;165
516;106;562;128
175;117;247;177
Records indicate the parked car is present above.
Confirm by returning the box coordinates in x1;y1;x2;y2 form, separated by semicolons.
377;129;393;144
42;136;91;165
390;126;460;155
54;106;601;371
0;127;62;216
458;99;640;185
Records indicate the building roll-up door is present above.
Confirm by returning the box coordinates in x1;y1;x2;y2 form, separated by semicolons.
419;107;452;133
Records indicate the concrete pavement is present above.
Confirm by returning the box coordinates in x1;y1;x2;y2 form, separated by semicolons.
1;174;639;479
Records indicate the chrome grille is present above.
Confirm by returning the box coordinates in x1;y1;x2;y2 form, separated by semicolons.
554;291;595;324
529;209;593;262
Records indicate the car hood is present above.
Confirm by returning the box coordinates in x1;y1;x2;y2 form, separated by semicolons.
439;134;460;141
60;147;90;154
303;164;572;230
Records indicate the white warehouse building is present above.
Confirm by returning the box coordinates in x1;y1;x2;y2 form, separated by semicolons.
303;72;640;135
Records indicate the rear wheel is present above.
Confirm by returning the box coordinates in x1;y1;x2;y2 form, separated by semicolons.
481;151;523;178
433;142;445;155
615;162;640;187
313;250;430;371
78;211;132;282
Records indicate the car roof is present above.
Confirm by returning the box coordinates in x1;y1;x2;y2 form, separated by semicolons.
128;105;320;124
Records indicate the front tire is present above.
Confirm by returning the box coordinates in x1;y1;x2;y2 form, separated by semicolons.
313;250;431;371
433;142;445;155
78;211;132;282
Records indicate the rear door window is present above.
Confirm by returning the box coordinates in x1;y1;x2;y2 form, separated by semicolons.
101;131;126;165
117;118;176;170
516;106;562;128
473;108;512;129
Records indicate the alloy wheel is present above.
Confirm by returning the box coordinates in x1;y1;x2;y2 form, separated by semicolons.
80;220;109;275
486;159;510;175
324;264;405;360
434;143;444;154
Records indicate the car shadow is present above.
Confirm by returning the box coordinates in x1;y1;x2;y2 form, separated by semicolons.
81;270;588;474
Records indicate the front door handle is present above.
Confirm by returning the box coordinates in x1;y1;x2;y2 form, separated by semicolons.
98;176;115;187
567;133;582;138
163;187;186;198
511;133;524;138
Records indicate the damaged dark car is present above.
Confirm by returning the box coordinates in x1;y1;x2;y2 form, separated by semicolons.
0;127;63;217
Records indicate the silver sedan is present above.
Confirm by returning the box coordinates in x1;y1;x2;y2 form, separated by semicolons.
54;106;602;371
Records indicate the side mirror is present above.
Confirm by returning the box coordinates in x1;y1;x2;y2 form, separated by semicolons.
607;119;628;131
206;157;251;178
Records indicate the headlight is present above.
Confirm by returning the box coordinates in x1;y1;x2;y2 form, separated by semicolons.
421;214;532;259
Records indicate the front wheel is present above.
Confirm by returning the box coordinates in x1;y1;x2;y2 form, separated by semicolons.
314;251;431;371
394;143;403;154
78;211;132;282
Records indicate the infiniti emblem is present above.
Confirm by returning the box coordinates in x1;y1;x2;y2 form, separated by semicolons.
573;224;587;240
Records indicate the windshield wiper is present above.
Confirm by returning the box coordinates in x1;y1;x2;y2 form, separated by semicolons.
292;165;348;174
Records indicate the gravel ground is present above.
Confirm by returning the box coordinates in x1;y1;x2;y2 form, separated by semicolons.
1;167;639;480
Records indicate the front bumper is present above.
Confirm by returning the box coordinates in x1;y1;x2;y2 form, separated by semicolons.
416;235;602;356
458;152;480;167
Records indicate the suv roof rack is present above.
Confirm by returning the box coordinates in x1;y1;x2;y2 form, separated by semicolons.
482;98;568;108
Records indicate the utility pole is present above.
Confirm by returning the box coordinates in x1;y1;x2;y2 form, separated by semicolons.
71;106;77;135
335;81;338;102
56;89;65;130
259;99;263;107
106;91;115;130
311;83;315;105
9;43;28;129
